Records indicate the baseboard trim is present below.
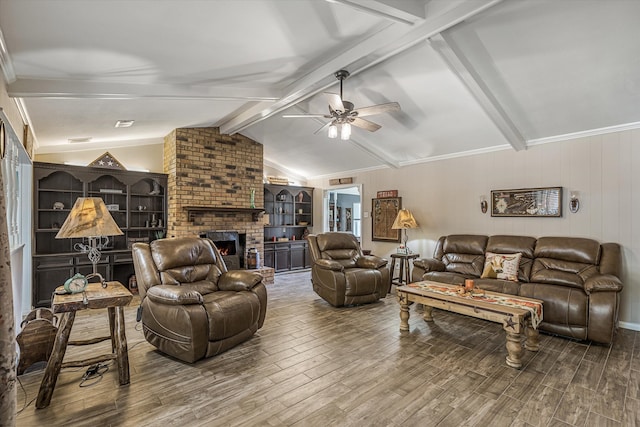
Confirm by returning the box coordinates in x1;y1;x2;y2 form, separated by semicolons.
619;321;640;332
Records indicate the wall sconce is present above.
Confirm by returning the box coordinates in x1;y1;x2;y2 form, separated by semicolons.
569;191;580;213
480;195;488;214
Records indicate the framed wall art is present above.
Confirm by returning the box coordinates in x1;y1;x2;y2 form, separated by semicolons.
491;187;562;217
372;197;402;242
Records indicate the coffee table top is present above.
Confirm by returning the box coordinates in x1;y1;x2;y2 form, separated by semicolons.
397;281;543;326
52;281;133;313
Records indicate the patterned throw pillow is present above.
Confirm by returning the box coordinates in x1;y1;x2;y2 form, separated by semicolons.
481;252;522;282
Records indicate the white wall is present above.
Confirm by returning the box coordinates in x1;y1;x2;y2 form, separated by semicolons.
308;130;640;329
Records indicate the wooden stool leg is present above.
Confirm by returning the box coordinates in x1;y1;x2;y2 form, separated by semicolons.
113;306;130;385
398;260;405;285
36;311;75;409
108;306;116;352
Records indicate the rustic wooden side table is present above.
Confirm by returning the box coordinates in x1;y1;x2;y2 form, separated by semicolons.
36;281;133;409
390;253;420;289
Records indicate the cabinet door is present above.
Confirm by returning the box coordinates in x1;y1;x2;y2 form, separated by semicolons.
305;244;312;268
33;256;75;307
290;243;306;270
275;246;290;272
263;244;275;268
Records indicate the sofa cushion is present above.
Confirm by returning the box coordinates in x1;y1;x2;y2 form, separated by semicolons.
481;252;522;281
487;235;536;281
422;271;467;286
534;237;600;264
474;278;520;295
439;235;487;277
442;235;487;255
530;258;599;289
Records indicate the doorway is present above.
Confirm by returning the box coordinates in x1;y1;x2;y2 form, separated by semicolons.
323;185;362;239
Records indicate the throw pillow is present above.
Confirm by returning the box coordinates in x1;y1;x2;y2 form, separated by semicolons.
481;252;522;282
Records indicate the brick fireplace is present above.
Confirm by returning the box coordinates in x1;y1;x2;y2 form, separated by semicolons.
163;127;264;266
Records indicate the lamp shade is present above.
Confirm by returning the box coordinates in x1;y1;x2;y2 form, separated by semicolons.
391;209;418;229
55;197;123;239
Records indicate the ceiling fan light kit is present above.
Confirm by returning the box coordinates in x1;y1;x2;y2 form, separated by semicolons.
328;123;338;138
341;123;351;140
284;69;400;139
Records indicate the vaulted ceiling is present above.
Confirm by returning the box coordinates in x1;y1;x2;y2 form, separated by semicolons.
1;0;639;179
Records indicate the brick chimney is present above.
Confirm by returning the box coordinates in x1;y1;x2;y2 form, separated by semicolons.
163;127;264;261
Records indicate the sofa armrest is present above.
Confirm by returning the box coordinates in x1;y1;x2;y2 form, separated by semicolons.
146;285;204;305
218;270;263;292
357;255;388;269
584;274;623;294
314;259;344;271
413;258;445;272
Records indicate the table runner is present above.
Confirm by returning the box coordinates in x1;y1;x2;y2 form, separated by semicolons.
407;282;543;329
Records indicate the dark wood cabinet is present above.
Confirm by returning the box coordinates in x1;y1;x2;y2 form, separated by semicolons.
263;184;313;272
33;162;167;307
290;242;306;270
264;241;311;272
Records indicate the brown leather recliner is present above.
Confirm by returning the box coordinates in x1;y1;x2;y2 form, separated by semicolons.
308;232;390;307
132;236;267;363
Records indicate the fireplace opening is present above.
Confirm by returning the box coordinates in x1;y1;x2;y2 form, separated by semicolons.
200;231;245;270
216;240;237;256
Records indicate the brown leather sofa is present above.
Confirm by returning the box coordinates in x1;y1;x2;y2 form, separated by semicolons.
411;234;623;344
308;232;390;307
132;236;267;363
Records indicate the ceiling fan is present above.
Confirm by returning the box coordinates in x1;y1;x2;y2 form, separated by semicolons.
283;70;401;140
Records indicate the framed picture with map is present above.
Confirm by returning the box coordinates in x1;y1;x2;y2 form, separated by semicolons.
372;197;402;242
491;187;562;217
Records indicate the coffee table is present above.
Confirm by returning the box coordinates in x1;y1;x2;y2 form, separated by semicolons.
396;281;543;369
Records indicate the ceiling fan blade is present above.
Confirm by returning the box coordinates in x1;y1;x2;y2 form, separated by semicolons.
282;114;329;118
351;117;381;132
353;102;401;117
313;121;334;135
324;92;345;112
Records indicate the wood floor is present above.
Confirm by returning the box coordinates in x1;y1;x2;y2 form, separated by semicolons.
15;270;640;426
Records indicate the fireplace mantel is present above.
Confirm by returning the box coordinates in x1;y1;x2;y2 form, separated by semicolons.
184;206;264;222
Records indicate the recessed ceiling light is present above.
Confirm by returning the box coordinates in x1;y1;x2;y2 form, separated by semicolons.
115;120;135;128
68;137;92;143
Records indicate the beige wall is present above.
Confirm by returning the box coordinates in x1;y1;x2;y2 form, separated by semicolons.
35;143;164;172
308;130;640;329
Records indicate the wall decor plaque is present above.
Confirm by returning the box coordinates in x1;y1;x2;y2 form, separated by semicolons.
372;197;401;242
491;187;562;217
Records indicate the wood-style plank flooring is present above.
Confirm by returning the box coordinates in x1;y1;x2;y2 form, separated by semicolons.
15;271;640;426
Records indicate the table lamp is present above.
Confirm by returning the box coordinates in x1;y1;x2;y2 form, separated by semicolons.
56;197;123;287
391;209;418;254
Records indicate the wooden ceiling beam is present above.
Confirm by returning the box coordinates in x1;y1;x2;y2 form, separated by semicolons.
430;33;527;151
219;0;504;136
